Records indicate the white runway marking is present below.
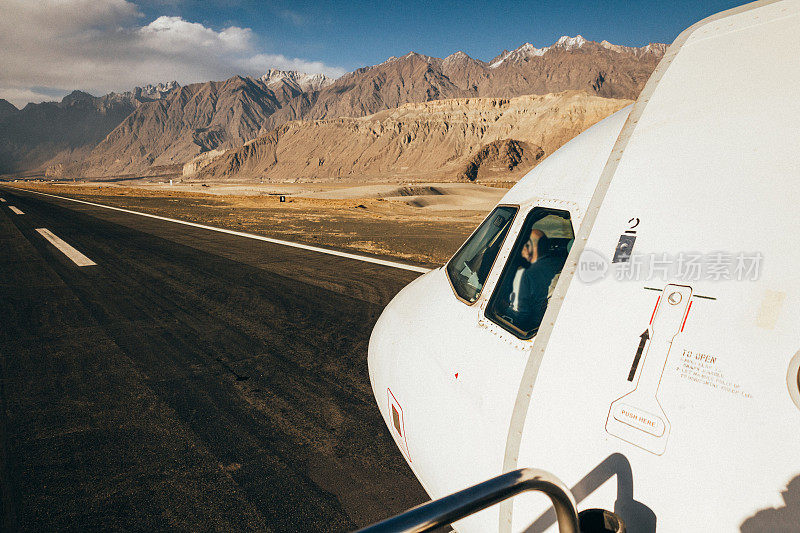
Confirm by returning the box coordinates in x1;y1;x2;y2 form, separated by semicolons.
36;228;97;267
9;206;24;215
11;187;432;274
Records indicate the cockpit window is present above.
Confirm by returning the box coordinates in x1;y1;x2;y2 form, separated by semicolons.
446;206;517;304
486;208;574;339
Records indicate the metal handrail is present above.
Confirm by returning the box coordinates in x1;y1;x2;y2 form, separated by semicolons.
355;468;579;533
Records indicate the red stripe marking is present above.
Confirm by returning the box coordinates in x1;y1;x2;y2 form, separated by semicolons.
650;296;661;325
681;300;693;332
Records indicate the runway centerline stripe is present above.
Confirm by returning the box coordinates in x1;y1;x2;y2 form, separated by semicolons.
9;206;24;214
35;228;97;267
9;187;431;273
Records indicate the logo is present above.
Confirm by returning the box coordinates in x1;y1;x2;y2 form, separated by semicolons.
577;248;609;283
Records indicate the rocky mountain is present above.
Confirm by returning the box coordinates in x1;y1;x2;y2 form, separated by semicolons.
599;40;667;58
128;81;181;102
474;38;662;101
192;91;631;182
0;84;181;174
262;52;467;129
0;91;139;173
3;36;664;178
64;76;301;178
260;35;662;130
488;35;665;67
260;70;334;92
440;51;493;91
490;35;588;66
458;139;542;182
0;99;18;120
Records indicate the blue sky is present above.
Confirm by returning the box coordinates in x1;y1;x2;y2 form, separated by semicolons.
136;0;750;69
1;0;750;107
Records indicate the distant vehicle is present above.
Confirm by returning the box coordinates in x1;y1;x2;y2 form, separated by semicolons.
366;1;800;531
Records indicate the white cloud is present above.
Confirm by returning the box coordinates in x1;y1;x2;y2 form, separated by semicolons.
138;16;252;52
0;0;345;108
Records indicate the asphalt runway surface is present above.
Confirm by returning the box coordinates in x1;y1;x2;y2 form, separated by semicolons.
0;186;431;532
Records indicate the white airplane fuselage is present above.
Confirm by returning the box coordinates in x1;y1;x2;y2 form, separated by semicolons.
369;107;632;531
368;1;800;532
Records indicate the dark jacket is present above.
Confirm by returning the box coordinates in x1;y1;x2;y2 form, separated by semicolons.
514;254;563;332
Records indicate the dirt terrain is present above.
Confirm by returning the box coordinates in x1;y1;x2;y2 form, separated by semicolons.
190;92;630;183
13;181;508;266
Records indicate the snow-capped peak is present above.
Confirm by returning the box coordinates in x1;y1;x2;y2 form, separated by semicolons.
138;81;179;97
443;50;477;67
488;34;667;68
554;34;587;50
489;35;586;68
126;81;179;101
260;69;335;92
516;42;548;56
402;51;435;61
640;42;668;55
445;50;469;60
489;41;548;68
599;40;668;57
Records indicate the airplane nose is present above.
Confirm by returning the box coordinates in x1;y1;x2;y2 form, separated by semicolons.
368;276;419;402
367;269;442;434
367;299;398;401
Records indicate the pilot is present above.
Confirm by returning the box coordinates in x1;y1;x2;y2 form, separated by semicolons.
506;229;563;332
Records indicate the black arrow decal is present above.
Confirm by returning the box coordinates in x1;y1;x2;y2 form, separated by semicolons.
627;329;650;381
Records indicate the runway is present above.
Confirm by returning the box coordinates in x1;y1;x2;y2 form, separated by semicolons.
0;186;429;531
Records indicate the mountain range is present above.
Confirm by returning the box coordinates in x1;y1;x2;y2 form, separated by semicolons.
0;35;666;179
0;84;179;174
190;91;631;183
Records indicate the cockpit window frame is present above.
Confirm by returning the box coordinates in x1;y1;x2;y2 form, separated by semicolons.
485;207;575;340
445;204;519;306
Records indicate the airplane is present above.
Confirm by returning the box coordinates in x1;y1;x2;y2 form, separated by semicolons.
365;0;800;531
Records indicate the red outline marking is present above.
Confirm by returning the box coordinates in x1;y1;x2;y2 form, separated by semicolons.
649;296;661;325
681;300;693;332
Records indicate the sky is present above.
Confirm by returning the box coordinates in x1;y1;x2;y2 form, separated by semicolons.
0;0;750;108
